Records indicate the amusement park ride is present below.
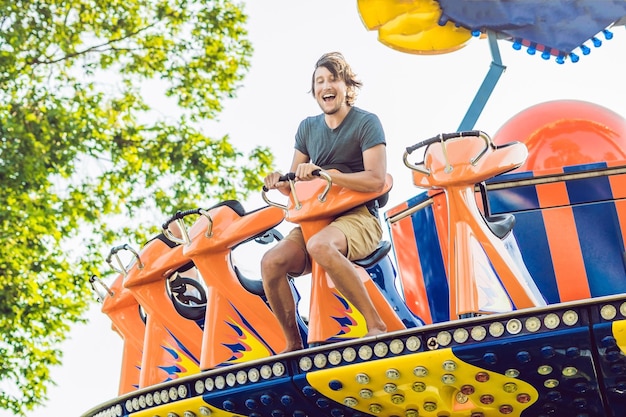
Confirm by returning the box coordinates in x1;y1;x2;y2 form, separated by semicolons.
84;1;626;417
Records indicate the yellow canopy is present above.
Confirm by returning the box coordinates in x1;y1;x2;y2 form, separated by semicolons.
357;0;472;55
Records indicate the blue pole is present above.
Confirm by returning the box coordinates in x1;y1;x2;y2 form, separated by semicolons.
457;30;506;131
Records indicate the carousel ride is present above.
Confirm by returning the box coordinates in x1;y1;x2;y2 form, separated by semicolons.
84;1;626;417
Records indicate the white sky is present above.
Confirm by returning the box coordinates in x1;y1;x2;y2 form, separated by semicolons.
10;1;626;416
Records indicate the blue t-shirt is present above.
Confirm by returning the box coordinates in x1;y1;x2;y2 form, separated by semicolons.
294;107;386;172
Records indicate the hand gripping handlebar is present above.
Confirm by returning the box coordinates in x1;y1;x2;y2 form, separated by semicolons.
261;170;331;210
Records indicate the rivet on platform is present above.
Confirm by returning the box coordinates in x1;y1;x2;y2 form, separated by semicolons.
442;360;457;371
423;401;437;412
343;397;358;407
480;394;494;404
566;347;580;358
600;336;616;348
316;398;330;408
562;366;578;377
386;368;400;379
483;352;497;364
475;372;490;382
442;374;456;384
413;366;428;377
546;390;561;401
516;350;531;363
605;349;622;362
544;379;559;388
359;388;373;399
221;400;235;412
330;408;344;417
355;373;370;384
412;382;426;392
461;384;475;395
383;383;397;393
391;394;405;404
541;346;556;358
455;391;469;404
574;382;589;394
503;382;518;393
537;365;552;375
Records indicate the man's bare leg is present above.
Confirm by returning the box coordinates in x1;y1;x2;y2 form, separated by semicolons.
306;226;387;337
261;240;307;352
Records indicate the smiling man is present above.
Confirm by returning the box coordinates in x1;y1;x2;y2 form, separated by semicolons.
261;52;388;352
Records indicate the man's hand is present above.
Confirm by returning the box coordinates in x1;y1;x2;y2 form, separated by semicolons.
295;162;322;181
263;171;291;190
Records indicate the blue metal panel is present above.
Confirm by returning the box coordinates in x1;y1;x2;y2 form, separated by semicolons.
572;201;626;296
488;184;540;212
565;166;613;205
411;203;450;323
512;212;561;304
563;162;609;173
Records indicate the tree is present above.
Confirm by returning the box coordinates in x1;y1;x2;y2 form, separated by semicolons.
0;1;272;414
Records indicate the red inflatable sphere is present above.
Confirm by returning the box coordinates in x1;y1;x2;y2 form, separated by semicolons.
493;100;626;172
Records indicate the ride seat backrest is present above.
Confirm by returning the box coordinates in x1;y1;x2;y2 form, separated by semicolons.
484;214;516;239
478;181;516;239
232;228;283;297
233;265;265;296
353;240;392;268
213;199;246;216
168;263;207;322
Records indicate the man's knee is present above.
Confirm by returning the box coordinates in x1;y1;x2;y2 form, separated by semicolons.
262;241;306;277
306;235;325;259
307;234;344;262
307;227;347;259
261;246;285;274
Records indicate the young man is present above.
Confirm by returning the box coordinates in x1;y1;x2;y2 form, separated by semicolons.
261;52;388;352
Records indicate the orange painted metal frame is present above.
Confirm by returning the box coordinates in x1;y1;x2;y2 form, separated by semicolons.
123;237;202;387
182;204;287;370
409;134;545;318
101;273;144;394
282;174;406;344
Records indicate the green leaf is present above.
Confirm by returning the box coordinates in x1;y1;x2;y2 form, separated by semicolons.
0;0;269;414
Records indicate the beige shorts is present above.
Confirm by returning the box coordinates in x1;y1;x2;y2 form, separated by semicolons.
283;205;383;276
